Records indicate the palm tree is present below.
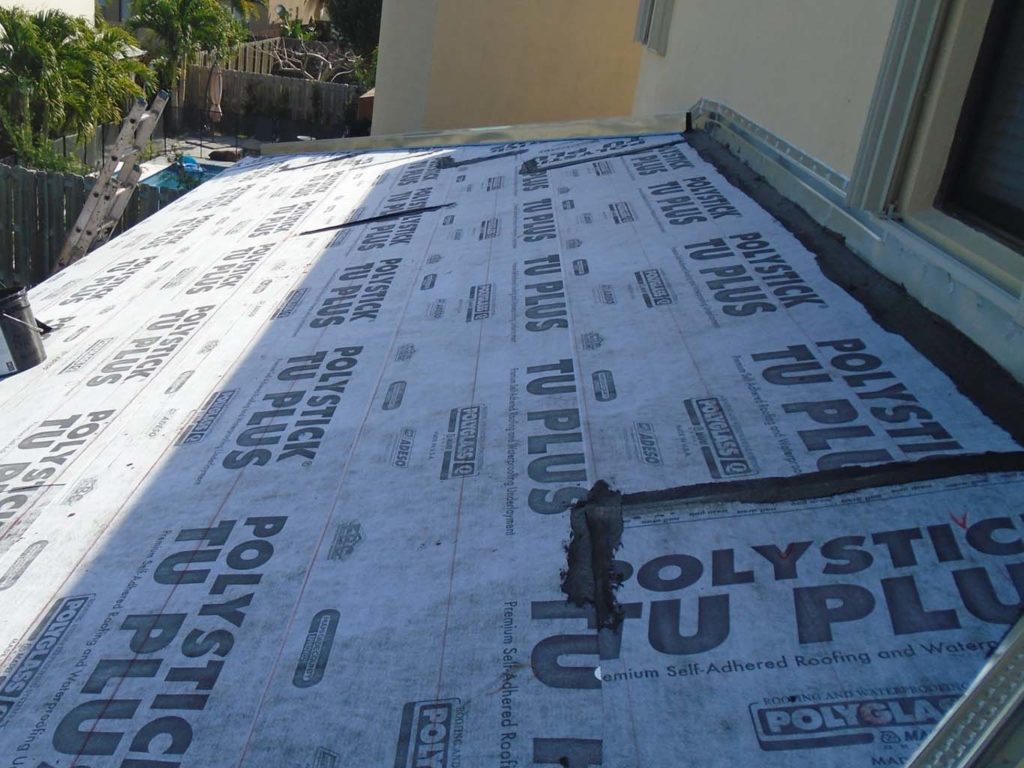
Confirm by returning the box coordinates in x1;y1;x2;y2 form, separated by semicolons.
128;0;244;117
0;8;153;163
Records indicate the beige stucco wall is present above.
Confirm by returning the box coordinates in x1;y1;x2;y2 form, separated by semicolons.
633;0;898;177
373;0;440;136
0;0;93;19
373;0;642;136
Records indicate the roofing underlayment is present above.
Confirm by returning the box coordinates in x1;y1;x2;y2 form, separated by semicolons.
0;133;1022;766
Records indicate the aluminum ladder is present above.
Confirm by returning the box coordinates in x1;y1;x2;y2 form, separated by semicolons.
57;90;169;269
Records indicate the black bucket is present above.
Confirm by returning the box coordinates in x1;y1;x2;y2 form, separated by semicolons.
0;286;47;376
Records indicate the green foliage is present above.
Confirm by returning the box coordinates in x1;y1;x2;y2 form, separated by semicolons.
277;7;313;41
352;46;376;92
128;0;245;102
324;0;381;56
0;8;154;162
225;0;266;22
8;132;90;173
139;138;162;162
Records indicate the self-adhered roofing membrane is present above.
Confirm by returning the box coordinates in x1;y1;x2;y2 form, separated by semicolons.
0;133;1021;766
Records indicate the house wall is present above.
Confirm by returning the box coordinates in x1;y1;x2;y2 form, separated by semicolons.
373;0;642;136
0;0;93;20
632;0;898;177
372;0;440;135
632;0;1023;381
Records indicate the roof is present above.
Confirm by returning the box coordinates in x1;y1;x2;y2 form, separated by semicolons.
0;131;1021;766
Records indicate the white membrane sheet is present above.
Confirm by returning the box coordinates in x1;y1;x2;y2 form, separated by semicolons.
0;134;1019;767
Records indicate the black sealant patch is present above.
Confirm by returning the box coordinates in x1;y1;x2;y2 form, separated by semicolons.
298;203;455;236
621;451;1024;510
562;480;625;630
436;150;528;169
563;454;1024;636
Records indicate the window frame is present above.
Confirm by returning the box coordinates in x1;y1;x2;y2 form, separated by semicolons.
633;0;674;56
848;0;1024;298
936;0;1024;251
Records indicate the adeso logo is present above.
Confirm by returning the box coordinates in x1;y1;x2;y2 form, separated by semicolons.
633;421;663;465
394;699;462;768
391;427;416;468
440;406;484;479
684;397;756;479
749;694;957;751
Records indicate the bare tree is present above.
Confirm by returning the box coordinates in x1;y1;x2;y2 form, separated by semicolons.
266;38;360;83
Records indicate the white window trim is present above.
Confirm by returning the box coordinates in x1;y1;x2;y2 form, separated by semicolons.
634;0;674;56
846;0;951;213
848;0;1024;301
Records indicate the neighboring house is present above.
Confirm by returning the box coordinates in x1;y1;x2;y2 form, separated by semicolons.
95;0;326;33
96;0;129;24
372;0;642;136
0;0;93;19
248;0;327;39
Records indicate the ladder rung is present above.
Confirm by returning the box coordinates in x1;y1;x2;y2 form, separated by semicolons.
57;90;169;268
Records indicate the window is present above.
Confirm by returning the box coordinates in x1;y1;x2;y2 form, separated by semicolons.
938;0;1024;249
97;0;131;24
634;0;675;56
849;0;1024;296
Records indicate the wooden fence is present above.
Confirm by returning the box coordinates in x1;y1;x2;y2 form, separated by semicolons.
0;165;184;287
185;66;357;125
196;38;279;75
196;38;351;79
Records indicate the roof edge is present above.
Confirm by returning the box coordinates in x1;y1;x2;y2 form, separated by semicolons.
260;114;689;156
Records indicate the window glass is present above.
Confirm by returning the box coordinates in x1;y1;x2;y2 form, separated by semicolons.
941;0;1024;248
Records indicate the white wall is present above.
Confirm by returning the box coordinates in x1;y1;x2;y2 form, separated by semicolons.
0;0;94;20
633;0;898;177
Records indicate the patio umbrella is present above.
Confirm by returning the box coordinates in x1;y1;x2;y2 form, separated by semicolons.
208;66;224;123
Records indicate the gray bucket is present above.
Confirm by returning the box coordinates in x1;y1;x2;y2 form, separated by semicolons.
0;286;47;376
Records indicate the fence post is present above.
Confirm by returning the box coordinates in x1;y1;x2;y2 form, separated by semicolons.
29;169;48;284
37;170;50;282
13;168;33;285
67;175;86;265
0;166;12;283
44;173;65;276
